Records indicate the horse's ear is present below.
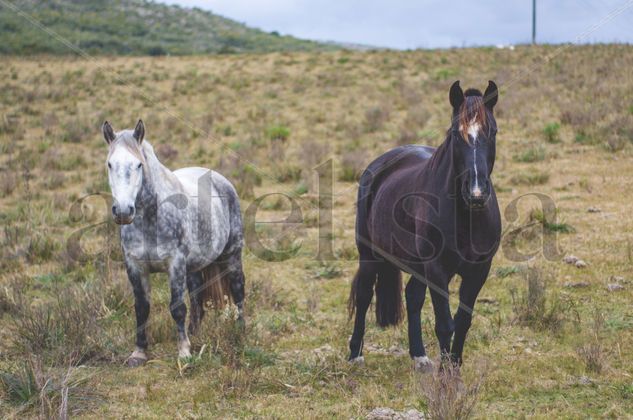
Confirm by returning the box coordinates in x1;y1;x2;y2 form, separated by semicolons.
103;121;116;144
449;80;464;110
133;119;145;144
484;80;498;110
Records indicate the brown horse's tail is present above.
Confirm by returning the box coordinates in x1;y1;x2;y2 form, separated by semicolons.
348;263;403;328
375;264;403;327
200;263;233;309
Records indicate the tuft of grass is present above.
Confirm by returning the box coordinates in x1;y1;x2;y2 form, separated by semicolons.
510;267;578;334
364;105;390;132
495;265;522;278
574;132;596;145
61;120;90;144
419;361;486;420
0;170;18;197
339;151;367;182
510;171;550;186
543;122;561;143
11;284;119;366
312;261;343;279
513;145;546;163
530;208;576;233
0;361;39;406
0;357;97;418
576;310;607;374
196;303;248;369
265;125;290;142
26;233;59;263
244;346;278;368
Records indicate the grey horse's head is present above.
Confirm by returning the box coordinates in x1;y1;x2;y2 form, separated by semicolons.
102;120;146;225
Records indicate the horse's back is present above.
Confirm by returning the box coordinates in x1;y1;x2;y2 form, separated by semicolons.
363;145;434;176
173;166;243;260
173;167;232;197
356;145;435;252
359;144;435;199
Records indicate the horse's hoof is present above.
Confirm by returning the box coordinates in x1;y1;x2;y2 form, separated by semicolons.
349;356;365;365
178;348;192;359
413;356;434;373
127;357;147;367
126;349;148;367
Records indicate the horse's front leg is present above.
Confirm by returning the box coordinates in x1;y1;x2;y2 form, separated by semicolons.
427;265;455;362
126;262;151;367
451;262;491;365
169;254;191;359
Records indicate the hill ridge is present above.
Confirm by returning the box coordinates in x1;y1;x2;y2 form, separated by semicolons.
0;0;338;55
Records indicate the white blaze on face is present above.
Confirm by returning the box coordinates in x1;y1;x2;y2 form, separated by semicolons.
108;146;143;210
468;121;482;198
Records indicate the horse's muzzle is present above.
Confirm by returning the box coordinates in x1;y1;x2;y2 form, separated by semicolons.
112;204;135;224
466;195;489;209
462;189;490;209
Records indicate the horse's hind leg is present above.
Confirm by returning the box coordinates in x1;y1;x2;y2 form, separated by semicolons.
186;271;205;335
348;261;378;362
405;274;432;372
168;255;191;359
217;248;246;319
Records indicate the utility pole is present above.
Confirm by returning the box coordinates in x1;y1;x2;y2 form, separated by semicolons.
532;0;537;44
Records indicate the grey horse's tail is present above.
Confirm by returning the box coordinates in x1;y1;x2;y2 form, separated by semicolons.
200;263;233;309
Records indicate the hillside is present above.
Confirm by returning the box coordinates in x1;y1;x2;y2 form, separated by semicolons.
0;0;337;55
0;45;632;417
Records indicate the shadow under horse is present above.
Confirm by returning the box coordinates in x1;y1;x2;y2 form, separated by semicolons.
348;81;501;370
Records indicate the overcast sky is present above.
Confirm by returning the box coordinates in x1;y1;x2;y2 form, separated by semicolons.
159;0;633;49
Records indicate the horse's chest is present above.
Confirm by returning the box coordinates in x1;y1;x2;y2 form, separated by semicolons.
120;210;187;264
454;211;501;262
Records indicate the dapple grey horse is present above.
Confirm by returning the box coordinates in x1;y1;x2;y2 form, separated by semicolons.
103;120;245;366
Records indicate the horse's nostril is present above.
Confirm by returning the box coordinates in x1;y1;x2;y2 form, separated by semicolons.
112;205;117;216
128;206;135;215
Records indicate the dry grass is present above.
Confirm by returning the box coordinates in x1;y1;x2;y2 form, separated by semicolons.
419;362;487;420
510;266;579;334
1;45;633;418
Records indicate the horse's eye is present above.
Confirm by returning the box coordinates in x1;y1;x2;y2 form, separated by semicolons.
137;163;142;169
107;162;112;169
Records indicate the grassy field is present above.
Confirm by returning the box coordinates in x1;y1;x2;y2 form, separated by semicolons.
1;45;633;418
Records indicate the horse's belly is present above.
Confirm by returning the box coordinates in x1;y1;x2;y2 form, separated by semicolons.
184;199;231;271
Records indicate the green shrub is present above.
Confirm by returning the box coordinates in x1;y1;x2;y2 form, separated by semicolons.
495;265;522;278
543;122;561;143
574;132;595;144
513;145;546;163
510;171;549;186
530;208;575;233
266;125;290;142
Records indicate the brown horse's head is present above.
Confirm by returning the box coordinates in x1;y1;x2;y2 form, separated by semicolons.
449;80;498;209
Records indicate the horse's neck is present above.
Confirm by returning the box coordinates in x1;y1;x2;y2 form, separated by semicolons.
426;134;458;186
137;143;183;209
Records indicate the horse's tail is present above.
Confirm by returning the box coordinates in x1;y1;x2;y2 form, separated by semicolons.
348;263;403;328
347;270;362;319
200;263;233;309
375;263;403;327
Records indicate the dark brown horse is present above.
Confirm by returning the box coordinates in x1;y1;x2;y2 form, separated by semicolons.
348;81;501;370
